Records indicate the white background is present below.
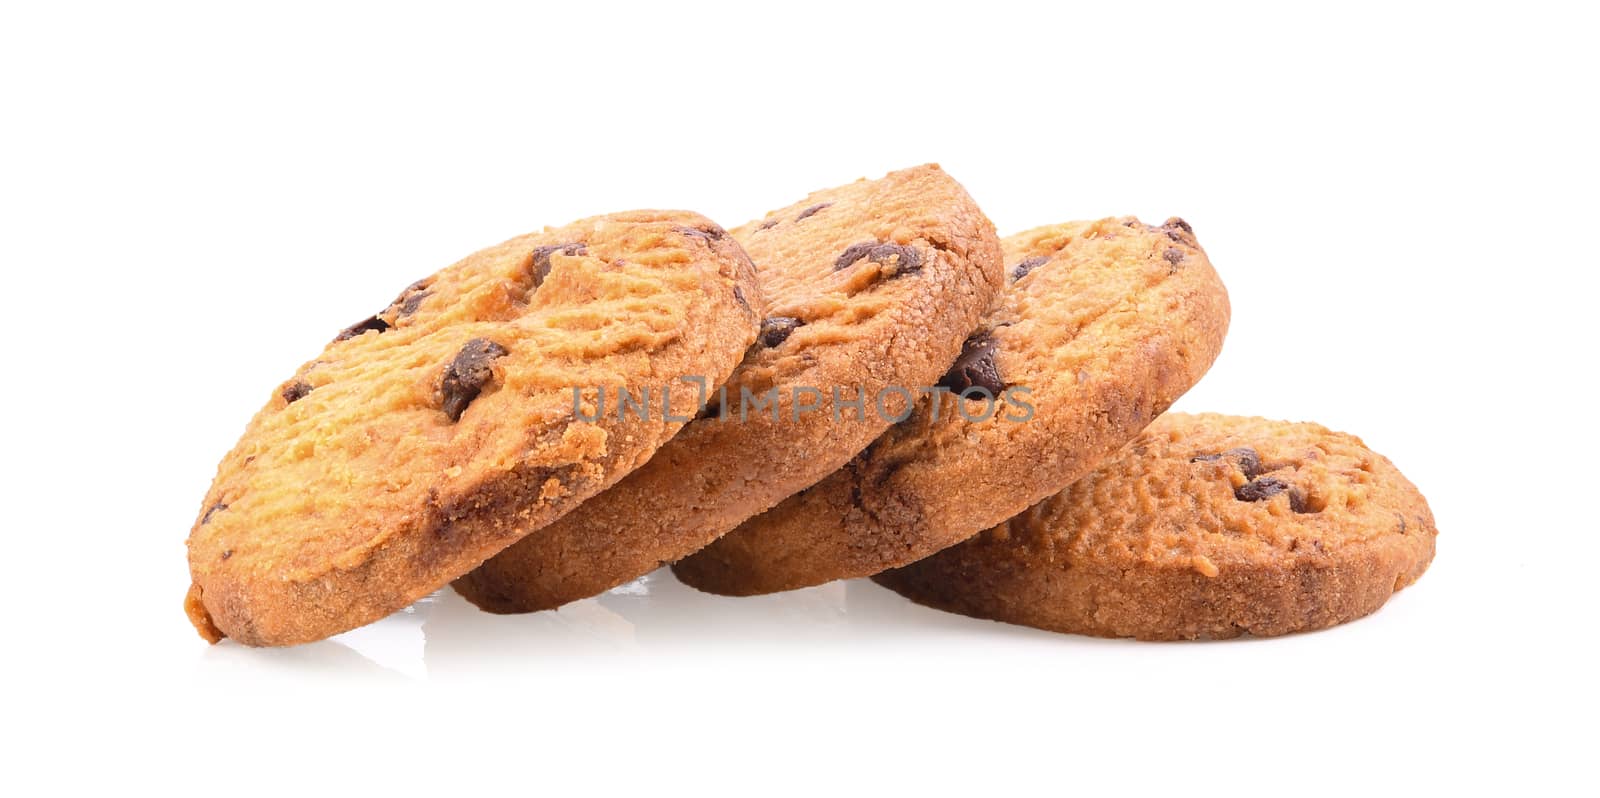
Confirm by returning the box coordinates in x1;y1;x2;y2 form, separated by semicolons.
3;1;1595;795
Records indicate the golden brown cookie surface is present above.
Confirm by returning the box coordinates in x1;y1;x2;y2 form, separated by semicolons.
184;211;760;646
675;217;1229;595
455;165;1003;613
874;413;1438;640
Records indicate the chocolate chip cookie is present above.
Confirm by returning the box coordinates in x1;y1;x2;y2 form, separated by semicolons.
674;217;1229;595
874;413;1438;640
184;211;760;646
454;165;1004;613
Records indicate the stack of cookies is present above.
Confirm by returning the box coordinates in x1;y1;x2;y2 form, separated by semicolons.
184;165;1437;647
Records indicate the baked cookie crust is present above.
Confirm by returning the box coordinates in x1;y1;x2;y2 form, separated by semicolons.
456;165;1004;613
675;217;1229;595
185;211;760;646
874;413;1438;640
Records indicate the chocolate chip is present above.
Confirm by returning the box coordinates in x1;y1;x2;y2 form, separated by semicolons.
281;380;313;404
938;333;1004;395
441;338;509;422
1235;476;1305;511
675;226;727;242
1164;247;1185;266
1230;447;1264;477
386;278;433;319
399;290;431;317
220;549;233;561
338;279;435;343
759;316;803;347
1012;256;1049;281
201;502;228;525
756;218;779;231
878;244;922;274
1161;219;1195;244
1192;447;1264;478
530;243;586;287
834;241;923;276
733;285;750;313
835;242;876;270
335;315;389;342
1235;477;1287;502
795;203;832;221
